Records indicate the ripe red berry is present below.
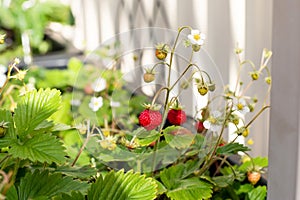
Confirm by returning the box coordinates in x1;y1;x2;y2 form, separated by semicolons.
139;109;162;130
195;121;205;133
247;171;261;185
167;109;187;125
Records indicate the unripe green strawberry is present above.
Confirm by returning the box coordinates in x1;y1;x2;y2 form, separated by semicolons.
139;109;162;130
143;72;155;83
167;109;187;125
247;171;261;185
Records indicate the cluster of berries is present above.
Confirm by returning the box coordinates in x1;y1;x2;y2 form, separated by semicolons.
138;105;187;131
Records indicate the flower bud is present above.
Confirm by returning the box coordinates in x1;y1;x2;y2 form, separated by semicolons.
250;71;259;80
235;47;243;54
208;83;216;92
242;128;249;137
264;48;272;58
265;76;271;85
192;44;201;52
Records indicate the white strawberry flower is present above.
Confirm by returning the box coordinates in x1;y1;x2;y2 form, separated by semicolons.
91;77;107;92
233;97;250;115
188;30;206;46
203;111;222;132
89;96;104;112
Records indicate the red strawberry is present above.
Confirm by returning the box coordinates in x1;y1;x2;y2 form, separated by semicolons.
167;109;187;125
139;109;162;130
247;171;261;185
195;120;205;133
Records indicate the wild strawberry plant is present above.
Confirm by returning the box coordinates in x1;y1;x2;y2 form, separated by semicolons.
0;25;271;200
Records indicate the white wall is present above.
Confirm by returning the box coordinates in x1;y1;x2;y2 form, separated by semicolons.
268;0;300;199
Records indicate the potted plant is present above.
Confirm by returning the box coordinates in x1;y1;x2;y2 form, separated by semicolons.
0;25;270;199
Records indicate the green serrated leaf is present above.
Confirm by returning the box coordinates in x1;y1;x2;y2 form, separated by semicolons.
216;143;250;156
247;186;267;200
9;133;66;164
163;126;194;149
236;183;254;195
55;165;97;179
166;177;213;200
6;185;18;200
154;179;167;195
137;130;160;146
17;170;88;200
54;191;85;200
239;157;268;172
14;88;61;137
212;174;235;188
88;169;157;200
160;160;201;190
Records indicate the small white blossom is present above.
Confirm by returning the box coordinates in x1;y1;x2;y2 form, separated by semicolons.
203;111;222;132
89;96;103;112
91;77;107;92
233;98;250;115
19;83;35;96
188;30;206;46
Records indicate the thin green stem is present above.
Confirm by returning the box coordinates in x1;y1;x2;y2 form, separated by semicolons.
245;106;270;128
244;152;256;171
10;158;20;185
150;87;169;106
150;62;170;72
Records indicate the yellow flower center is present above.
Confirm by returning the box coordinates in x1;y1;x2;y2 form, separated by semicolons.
209;117;217;124
193;34;200;41
237;103;244;110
